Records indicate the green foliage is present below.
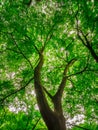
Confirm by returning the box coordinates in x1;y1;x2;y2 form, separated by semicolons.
0;0;98;129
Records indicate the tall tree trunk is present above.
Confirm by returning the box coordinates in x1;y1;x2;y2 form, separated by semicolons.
34;51;66;130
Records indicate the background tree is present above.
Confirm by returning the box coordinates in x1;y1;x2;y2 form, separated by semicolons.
0;0;98;130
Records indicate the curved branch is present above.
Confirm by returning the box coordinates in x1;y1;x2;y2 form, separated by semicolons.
10;34;33;69
52;58;76;113
54;58;77;98
76;21;98;62
68;66;87;77
44;22;56;48
0;77;34;104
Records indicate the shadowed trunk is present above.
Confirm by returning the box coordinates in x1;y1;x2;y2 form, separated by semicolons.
34;51;66;130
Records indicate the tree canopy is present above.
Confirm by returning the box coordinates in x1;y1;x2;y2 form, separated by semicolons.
0;0;98;130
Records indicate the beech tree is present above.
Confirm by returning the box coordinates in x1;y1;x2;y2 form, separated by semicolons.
0;0;98;130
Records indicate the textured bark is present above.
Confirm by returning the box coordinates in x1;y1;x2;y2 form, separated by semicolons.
34;51;66;130
46;112;66;130
33;50;76;129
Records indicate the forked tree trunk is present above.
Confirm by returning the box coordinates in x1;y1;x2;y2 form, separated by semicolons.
34;49;74;130
34;64;66;129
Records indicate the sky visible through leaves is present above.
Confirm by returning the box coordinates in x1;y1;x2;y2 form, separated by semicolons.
0;0;98;130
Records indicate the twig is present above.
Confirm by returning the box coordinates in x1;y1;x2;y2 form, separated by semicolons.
10;34;33;69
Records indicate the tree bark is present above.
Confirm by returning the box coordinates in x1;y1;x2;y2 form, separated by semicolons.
34;51;66;130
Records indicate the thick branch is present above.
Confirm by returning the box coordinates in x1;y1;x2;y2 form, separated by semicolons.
55;58;76;98
52;59;76;113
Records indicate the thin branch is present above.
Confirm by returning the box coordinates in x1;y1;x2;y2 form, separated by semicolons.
32;118;41;130
68;55;91;77
79;30;90;46
75;13;98;62
25;35;41;54
67;65;87;77
74;9;87;47
6;48;20;54
77;33;87;47
80;31;98;62
0;48;20;54
67;78;75;88
72;124;90;130
43;87;53;99
44;22;56;48
56;40;74;63
78;30;98;62
10;34;33;69
0;77;34;104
